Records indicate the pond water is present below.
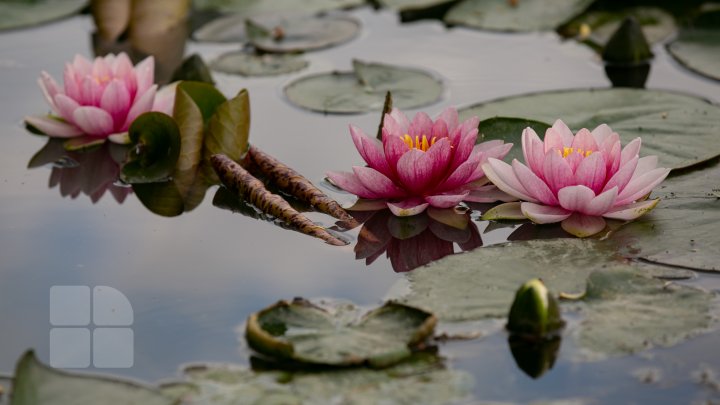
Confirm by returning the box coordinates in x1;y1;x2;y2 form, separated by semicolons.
1;6;720;404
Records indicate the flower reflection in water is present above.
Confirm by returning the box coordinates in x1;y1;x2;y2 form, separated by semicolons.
353;206;483;273
29;139;131;203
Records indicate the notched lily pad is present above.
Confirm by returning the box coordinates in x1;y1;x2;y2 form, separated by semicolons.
667;8;720;81
247;14;360;53
192;0;365;14
211;50;309;77
285;60;443;114
444;0;594;32
0;0;87;31
575;270;715;358
459;88;720;170
246;298;437;367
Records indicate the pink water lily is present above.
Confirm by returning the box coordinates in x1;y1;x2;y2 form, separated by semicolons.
327;107;513;216
482;120;670;237
25;53;175;141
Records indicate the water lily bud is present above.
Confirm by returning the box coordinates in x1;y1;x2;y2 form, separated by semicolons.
508;335;561;379
507;279;564;337
602;16;653;64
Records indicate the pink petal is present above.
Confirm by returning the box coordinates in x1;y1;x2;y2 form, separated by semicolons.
152;83;176;116
408;112;433;137
522;127;545;177
396;149;434;194
474;139;505;152
632;155;658;179
431;118;449;140
387;198;429;217
512;160;558;205
449;128;478;172
71;54;92;75
25;115;82;138
54;94;80;124
574;152;606;193
351;125;392;177
605;139;622;174
603;198;660;221
122;85;157;130
425;137;453;183
353;166;406;198
552;119;575;145
389;108;410;134
327;171;377;199
564;150;584;172
38;72;61;113
543;127;565;153
620;137;641;166
92;56;112;82
584;187;618;216
602;155;638;194
441;153;481;191
63;65;81;101
482;158;538;203
437;107;459;134
615;167;670;206
100;79;131;131
424;192;469;208
134;56;155;97
382;113;403;138
570;128;599;152
561;213;607;237
542;151;574;194
557;185;595;213
521;202;571;224
73;106;114;136
591;123;613;145
475;141;512;162
383;131;409;171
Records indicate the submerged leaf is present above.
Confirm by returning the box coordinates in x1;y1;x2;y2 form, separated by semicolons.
246;299;437;367
459;88;720;170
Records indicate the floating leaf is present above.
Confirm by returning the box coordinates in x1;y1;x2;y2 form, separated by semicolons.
246;299;437;367
605;161;720;272
575;270;715;358
667;8;720;82
245;14;360;53
192;0;365;14
444;0;594;32
10;351;174;405
285;60;443;114
0;0;87;31
204;89;250;165
121;112;181;184
175;81;227;123
211;51;309;77
459;88;720;170
477;117;551;163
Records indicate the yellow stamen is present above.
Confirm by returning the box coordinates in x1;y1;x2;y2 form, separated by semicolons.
402;134;437;152
560;147;593;158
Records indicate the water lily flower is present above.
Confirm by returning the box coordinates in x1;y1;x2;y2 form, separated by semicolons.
25;53;175;142
482;120;670;237
327;107;513;216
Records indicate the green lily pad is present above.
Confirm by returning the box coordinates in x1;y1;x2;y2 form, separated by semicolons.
246;14;360;53
192;0;365;14
393;239;618;322
477;117;551;163
444;0;594;32
246;299;437;367
0;0;87;31
284;60;443;114
211;51;309;77
667;9;720;82
575;270;715;358
559;7;676;49
10;351;174;405
121;112;181;184
604;161;720;272
376;0;454;11
459;88;720;170
178;353;473;405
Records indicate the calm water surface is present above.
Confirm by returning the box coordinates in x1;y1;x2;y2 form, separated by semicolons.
1;8;719;403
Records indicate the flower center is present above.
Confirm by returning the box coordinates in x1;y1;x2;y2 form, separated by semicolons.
403;134;437;152
560;147;593;158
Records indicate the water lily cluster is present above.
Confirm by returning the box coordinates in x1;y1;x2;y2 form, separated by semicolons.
26;53;175;142
329;110;669;238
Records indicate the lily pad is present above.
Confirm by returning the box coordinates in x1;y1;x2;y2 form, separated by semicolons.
10;351;174;405
376;0;455;11
120;112;181;184
393;239;618;322
246;14;360;53
0;0;87;31
211;51;309;77
246;298;437;367
576;270;715;358
444;0;594;32
477;117;551;163
605;161;720;272
285;60;443;114
667;9;720;81
559;7;676;49
192;0;365;14
459;88;720;170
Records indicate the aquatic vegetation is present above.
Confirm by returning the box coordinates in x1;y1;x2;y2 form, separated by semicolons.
25;53;175;142
483;120;670;237
328;107;512;216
